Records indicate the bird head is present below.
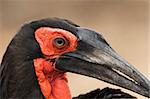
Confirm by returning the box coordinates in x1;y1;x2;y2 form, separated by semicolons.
0;18;149;98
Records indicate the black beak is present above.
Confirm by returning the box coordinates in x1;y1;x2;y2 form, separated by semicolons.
55;28;150;98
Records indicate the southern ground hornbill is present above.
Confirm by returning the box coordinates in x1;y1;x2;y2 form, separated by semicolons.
0;18;150;99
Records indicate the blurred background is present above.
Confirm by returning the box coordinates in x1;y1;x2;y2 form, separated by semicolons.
0;0;149;98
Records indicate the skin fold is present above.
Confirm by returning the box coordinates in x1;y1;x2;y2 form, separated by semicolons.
34;58;71;99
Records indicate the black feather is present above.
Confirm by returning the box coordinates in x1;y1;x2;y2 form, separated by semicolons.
73;87;136;99
0;18;79;99
0;18;136;99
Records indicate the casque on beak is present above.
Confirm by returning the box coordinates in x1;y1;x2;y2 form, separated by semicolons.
55;27;150;98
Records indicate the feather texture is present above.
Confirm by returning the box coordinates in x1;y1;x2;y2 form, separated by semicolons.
73;87;136;99
0;18;78;99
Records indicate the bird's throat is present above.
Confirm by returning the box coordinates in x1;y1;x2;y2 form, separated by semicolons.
34;58;71;99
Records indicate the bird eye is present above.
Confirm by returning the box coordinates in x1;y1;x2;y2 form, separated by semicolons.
53;37;66;48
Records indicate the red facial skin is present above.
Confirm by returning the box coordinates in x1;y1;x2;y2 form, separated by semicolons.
34;27;77;99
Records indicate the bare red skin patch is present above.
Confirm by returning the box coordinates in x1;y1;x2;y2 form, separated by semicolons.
35;27;77;58
34;58;71;99
34;27;77;99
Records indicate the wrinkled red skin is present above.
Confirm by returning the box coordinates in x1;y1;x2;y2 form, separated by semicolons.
34;27;77;99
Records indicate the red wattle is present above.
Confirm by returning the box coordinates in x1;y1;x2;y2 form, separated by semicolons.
34;58;71;99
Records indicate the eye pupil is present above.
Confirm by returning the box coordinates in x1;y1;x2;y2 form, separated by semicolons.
54;38;66;47
57;40;63;44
